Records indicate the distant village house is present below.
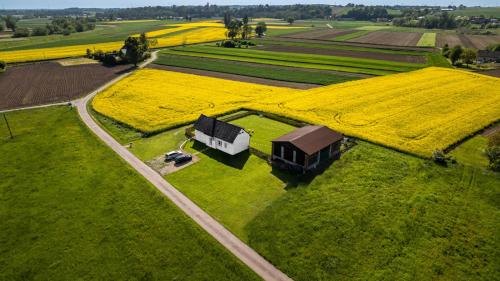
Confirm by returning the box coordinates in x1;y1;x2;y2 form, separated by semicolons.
477;50;500;64
272;125;343;171
193;114;250;155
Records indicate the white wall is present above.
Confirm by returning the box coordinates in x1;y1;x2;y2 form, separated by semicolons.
194;129;250;155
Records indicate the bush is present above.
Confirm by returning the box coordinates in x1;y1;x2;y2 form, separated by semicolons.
12;28;30;38
432;150;449;166
32;26;48;36
486;146;500;172
62;28;72;36
0;61;6;73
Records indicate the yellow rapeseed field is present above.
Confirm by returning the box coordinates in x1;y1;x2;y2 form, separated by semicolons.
0;22;227;63
92;67;500;157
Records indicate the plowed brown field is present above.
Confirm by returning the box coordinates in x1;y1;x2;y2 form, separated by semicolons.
283;28;357;40
349;31;423;47
436;33;500;49
0;62;131;110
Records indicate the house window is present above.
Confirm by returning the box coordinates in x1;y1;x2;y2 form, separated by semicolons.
281;146;284;158
293;150;296;163
224;143;227;148
217;140;222;146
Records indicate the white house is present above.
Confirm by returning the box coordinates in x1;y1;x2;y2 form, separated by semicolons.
193;114;250;155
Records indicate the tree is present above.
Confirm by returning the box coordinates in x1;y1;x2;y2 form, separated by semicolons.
286;17;295;25
122;33;151;66
255;22;267;37
32;26;48;36
4;15;18;31
441;43;450;57
0;22;4;32
241;15;252;39
449;45;463;65
226;19;242;40
460;48;476;67
12;28;30;38
223;12;232;28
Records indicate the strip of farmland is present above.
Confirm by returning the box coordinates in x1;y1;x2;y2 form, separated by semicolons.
436;33;500;49
163;46;425;75
349;31;423;47
153;54;363;85
281;28;358;40
255;44;427;63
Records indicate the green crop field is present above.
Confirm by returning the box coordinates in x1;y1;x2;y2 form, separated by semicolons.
0;107;259;281
16;18;53;28
154;54;360;85
229;115;297;155
0;20;179;51
417;32;437;47
162;45;426;75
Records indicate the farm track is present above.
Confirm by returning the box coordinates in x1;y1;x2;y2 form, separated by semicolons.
149;64;321;89
256;44;427;63
349;31;423;47
0;62;132;110
74;52;294;281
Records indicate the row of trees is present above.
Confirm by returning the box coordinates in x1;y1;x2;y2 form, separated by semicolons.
342;6;389;20
393;12;459;29
1;16;96;37
93;5;332;21
223;15;269;42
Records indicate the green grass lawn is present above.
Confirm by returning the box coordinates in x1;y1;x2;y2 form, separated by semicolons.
450;135;490;169
417;32;437;47
130;126;188;161
229;115;297;154
163;45;425;75
154;54;360;85
166;141;290;241
0;107;259;281
450;7;500;18
246;142;500;281
0;20;180;51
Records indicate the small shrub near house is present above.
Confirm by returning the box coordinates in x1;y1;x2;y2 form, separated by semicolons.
0;61;6;73
432;149;455;166
486;131;500;172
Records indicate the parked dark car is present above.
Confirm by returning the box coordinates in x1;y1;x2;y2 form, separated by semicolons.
165;150;182;162
174;154;192;165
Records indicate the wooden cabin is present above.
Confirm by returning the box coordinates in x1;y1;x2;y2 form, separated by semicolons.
272;125;343;171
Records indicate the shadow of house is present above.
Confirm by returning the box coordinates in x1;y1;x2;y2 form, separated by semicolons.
191;141;250;169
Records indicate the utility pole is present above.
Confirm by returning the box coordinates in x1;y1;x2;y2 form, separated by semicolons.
3;113;13;139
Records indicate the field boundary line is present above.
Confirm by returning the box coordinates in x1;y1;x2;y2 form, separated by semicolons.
75;51;293;281
0;102;69;114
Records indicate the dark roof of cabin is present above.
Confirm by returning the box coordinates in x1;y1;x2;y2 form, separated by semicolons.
194;114;244;143
272;125;343;155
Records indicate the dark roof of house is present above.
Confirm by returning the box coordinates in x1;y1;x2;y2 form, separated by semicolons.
194;114;244;143
272;125;343;155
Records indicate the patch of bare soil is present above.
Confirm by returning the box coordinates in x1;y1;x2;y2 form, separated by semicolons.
146;153;200;175
349;31;423;47
148;64;322;89
256;44;426;63
478;68;500;78
482;123;500;137
0;62;132;110
283;28;357;40
437;34;500;49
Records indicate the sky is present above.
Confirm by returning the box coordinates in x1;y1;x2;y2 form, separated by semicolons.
0;0;498;9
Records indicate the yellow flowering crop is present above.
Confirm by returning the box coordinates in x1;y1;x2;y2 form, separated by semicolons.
92;67;500;157
0;22;226;63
